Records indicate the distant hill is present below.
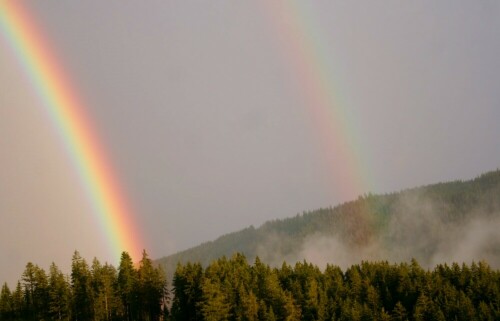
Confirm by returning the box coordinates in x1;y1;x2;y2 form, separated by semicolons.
157;170;500;275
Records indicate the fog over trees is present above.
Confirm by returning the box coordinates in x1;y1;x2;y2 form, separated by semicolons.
2;171;500;320
159;170;500;275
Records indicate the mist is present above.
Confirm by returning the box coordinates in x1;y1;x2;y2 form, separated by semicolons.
2;1;500;287
255;190;500;270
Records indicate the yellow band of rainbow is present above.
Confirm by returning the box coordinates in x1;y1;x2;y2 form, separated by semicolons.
0;1;144;261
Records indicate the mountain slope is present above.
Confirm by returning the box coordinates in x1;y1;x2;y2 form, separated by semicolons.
157;170;500;274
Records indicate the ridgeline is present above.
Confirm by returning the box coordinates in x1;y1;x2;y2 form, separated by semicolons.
158;170;500;275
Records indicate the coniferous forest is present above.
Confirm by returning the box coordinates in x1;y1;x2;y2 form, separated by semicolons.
2;252;500;321
1;171;500;321
0;250;168;321
158;170;500;276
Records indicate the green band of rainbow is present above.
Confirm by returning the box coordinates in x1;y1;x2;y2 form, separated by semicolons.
261;0;372;200
0;1;143;261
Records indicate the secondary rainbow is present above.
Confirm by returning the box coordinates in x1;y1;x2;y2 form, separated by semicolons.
261;1;372;200
0;1;144;260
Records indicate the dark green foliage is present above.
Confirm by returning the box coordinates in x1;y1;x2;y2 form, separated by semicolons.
116;250;169;321
157;170;500;277
118;251;139;321
0;283;12;320
21;262;49;321
137;250;168;321
71;251;94;321
2;252;500;321
11;282;23;320
1;250;167;321
170;262;204;321
91;258;122;321
48;262;71;321
3;170;500;320
169;254;500;321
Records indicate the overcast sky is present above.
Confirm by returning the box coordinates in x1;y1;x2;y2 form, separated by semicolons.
1;0;500;285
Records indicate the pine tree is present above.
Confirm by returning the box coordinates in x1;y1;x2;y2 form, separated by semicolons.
171;262;203;321
0;282;12;320
137;249;168;321
11;282;23;320
33;265;49;321
391;301;408;321
304;277;320;320
71;251;94;321
118;251;138;321
92;258;122;321
379;308;391;321
4;251;500;321
477;301;494;321
200;277;231;321
21;262;48;320
283;291;301;321
413;293;430;321
48;262;71;321
238;286;259;321
456;291;476;321
21;262;36;320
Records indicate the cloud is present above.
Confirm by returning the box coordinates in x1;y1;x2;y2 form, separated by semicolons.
255;191;500;270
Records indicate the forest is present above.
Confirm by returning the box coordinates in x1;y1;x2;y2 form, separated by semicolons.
0;251;168;321
2;171;500;321
2;252;500;321
158;170;500;275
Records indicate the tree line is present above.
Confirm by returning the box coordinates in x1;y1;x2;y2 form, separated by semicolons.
0;250;167;321
2;251;500;321
171;253;500;321
159;170;500;277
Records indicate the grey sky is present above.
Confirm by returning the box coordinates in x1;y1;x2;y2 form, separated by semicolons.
1;1;500;285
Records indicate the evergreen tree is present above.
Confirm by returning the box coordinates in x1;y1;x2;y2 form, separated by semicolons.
11;282;23;320
477;301;494;321
283;291;301;321
71;251;94;321
21;262;36;320
4;250;500;321
456;291;476;321
171;262;203;321
92;258;122;321
200;277;231;321
258;300;276;321
391;301;408;321
33;265;49;321
118;251;138;321
238;286;259;321
21;262;48;320
379;308;391;321
137;250;168;321
48;262;71;321
0;282;12;320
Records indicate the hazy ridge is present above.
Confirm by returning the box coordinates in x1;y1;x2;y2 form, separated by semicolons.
157;170;500;274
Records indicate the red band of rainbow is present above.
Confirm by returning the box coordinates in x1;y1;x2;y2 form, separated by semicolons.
261;0;372;200
0;1;144;261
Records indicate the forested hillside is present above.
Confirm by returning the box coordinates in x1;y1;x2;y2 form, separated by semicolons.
158;170;500;276
2;170;500;321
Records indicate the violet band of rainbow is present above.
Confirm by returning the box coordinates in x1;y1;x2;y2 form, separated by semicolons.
0;1;144;261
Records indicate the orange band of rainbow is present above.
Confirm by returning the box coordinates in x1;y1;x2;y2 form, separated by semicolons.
0;1;144;261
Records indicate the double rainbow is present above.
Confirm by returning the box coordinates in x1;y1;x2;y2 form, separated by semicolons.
0;0;371;261
0;1;143;260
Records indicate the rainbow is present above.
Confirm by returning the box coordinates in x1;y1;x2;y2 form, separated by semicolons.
261;1;372;200
0;1;144;260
